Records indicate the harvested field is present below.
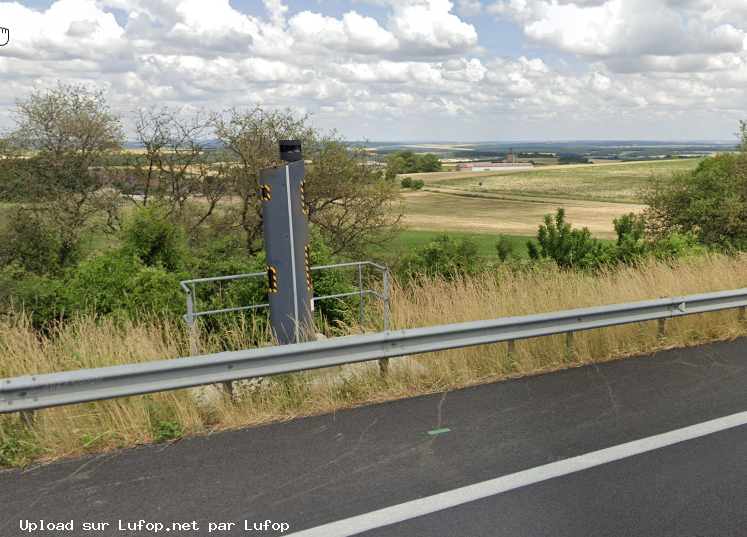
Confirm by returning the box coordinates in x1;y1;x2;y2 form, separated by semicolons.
402;191;642;239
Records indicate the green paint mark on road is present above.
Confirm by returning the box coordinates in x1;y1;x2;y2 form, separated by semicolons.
428;428;451;435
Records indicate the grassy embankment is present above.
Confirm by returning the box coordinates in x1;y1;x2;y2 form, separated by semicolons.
3;253;747;465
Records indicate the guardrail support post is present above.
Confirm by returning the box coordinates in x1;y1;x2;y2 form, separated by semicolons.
383;268;390;333
507;339;516;369
186;287;197;357
222;381;234;399
379;268;390;377
565;332;574;361
658;318;666;337
359;264;365;334
740;307;746;322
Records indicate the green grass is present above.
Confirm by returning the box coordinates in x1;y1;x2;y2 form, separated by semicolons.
430;159;702;203
385;229;531;259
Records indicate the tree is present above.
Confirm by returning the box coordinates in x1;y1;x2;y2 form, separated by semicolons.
214;105;315;253
215;105;405;258
643;150;747;249
420;153;443;172
385;150;442;176
1;83;123;271
303;134;406;257
123;106;231;244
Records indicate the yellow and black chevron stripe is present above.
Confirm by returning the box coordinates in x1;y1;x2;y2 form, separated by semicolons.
267;266;278;293
261;184;271;201
301;180;308;215
305;245;312;291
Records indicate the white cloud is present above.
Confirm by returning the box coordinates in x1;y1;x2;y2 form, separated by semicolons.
0;0;745;140
387;0;479;56
458;0;485;16
288;10;398;54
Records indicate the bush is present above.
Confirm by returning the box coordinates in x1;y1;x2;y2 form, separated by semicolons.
64;249;185;319
495;234;516;262
0;206;79;275
122;202;186;271
527;208;607;269
644;144;747;250
405;234;482;280
400;177;413;188
649;232;706;261
610;212;647;264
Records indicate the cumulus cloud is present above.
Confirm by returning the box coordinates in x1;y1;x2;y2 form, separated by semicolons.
491;0;747;74
388;0;478;56
288;10;398;54
0;0;745;140
458;0;485;16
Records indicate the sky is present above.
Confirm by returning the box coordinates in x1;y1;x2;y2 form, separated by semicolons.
0;0;746;142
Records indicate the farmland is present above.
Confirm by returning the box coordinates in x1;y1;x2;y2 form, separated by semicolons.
400;191;641;240
403;159;702;203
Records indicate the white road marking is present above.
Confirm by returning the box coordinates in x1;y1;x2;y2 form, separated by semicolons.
288;410;747;536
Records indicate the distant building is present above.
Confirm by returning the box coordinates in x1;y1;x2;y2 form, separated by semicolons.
507;148;516;163
455;162;533;171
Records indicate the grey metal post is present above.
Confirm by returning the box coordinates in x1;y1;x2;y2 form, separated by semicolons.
359;264;365;334
260;141;314;345
186;288;195;356
383;268;389;332
379;267;390;376
658;318;666;337
566;331;574;361
507;340;515;366
187;284;199;356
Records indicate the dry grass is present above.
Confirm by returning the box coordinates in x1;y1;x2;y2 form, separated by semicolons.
3;253;747;464
403;191;640;239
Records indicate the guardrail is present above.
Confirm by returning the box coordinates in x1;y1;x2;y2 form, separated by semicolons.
180;262;389;356
3;288;747;415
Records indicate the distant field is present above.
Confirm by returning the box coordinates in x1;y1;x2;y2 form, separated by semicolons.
404;159;702;203
402;191;639;240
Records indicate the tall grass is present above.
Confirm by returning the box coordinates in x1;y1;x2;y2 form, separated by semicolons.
3;253;747;465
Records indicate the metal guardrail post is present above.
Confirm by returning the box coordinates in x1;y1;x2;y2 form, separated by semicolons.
185;285;195;356
507;340;515;369
383;268;389;332
566;332;574;361
359;264;365;334
379;267;390;377
658;318;666;337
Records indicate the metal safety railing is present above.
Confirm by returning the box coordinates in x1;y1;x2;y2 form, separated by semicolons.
180;261;389;355
4;287;747;415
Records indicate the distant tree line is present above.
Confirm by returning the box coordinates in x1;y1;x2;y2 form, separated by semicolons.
557;155;591;164
384;150;442;180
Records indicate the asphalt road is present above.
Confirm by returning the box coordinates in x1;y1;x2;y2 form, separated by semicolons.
3;338;747;536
